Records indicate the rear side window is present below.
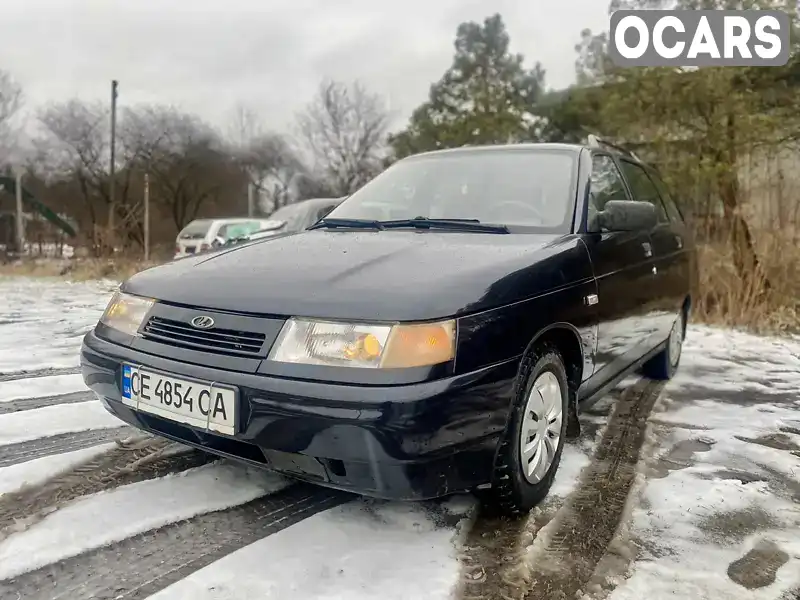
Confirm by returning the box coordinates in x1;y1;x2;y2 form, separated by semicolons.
617;160;669;223
647;171;685;223
178;220;213;239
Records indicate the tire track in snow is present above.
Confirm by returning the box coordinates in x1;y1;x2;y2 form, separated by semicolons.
455;387;626;600
0;426;133;468
0;390;94;415
521;378;665;600
0;435;214;541
0;366;81;383
0;484;353;600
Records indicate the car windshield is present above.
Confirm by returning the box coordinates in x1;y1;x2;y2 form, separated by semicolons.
268;202;311;231
326;149;578;232
178;219;213;239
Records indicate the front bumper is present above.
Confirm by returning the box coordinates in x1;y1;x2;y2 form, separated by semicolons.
80;330;518;500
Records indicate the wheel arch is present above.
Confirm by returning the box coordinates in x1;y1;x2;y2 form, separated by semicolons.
523;322;585;393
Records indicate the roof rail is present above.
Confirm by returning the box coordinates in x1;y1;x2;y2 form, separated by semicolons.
586;134;641;162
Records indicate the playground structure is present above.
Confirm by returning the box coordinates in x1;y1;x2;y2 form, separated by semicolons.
0;176;76;259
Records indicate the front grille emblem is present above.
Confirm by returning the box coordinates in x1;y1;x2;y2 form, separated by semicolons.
190;315;215;329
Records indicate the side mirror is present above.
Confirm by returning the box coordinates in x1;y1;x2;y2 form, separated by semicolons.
212;235;225;248
597;200;658;232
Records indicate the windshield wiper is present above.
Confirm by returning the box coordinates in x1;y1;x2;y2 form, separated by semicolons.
379;217;509;234
307;218;385;231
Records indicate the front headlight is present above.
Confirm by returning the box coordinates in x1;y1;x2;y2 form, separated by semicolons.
268;318;456;369
99;290;155;336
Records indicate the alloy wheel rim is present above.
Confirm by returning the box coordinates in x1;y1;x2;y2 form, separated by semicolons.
519;370;563;484
669;313;683;367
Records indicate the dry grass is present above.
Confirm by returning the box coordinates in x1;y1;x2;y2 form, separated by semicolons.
0;257;162;282
694;226;800;335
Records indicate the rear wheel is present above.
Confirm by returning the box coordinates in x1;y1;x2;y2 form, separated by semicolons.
484;344;568;517
641;311;684;380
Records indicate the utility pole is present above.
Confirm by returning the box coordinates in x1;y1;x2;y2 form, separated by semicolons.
108;80;119;248
247;182;254;217
14;168;24;256
143;172;150;261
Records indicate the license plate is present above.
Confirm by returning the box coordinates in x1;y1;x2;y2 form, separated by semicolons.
121;364;237;436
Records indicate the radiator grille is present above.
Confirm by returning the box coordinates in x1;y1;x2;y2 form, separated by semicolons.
142;316;266;357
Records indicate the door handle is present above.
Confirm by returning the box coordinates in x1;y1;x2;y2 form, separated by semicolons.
642;242;653;258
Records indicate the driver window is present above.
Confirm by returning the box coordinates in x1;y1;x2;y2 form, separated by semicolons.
588;155;629;231
617;160;669;223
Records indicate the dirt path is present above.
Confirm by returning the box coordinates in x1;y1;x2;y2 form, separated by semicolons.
0;427;133;467
0;484;352;600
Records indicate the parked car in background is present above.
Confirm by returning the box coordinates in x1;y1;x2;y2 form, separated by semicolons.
82;137;695;516
174;218;282;259
218;197;345;250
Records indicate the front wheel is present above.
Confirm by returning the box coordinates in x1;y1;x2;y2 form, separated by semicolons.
483;344;569;517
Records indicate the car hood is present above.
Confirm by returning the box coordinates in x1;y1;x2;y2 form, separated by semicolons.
124;229;590;321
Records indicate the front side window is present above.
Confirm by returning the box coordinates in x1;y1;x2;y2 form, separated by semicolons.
587;155;630;231
617;160;669;223
326;149;579;232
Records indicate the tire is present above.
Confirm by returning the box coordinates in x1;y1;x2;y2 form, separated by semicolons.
483;343;569;517
641;310;685;381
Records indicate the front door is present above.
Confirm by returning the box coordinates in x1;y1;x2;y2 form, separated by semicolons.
582;154;657;381
617;159;688;344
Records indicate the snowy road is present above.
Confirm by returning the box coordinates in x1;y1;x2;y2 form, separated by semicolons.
0;276;798;600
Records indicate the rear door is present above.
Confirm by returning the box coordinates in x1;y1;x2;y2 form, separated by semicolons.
582;153;657;379
616;159;687;345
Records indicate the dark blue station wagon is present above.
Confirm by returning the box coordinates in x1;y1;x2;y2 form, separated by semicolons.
81;138;696;515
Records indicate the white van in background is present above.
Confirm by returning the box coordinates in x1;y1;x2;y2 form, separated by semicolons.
174;218;282;259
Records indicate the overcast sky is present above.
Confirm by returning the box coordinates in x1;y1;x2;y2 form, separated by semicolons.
3;0;610;136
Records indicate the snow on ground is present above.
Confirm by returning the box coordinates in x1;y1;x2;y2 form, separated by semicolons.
0;462;291;579
0;373;89;402
607;325;800;600
0;276;798;600
0;277;117;373
147;499;474;600
0;400;123;446
0;443;116;496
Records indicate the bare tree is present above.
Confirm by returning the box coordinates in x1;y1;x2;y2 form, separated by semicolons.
123;104;244;230
36;99;137;252
297;80;389;196
0;70;24;165
237;133;312;211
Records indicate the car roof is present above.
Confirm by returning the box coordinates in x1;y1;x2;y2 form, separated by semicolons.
403;140;646;165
